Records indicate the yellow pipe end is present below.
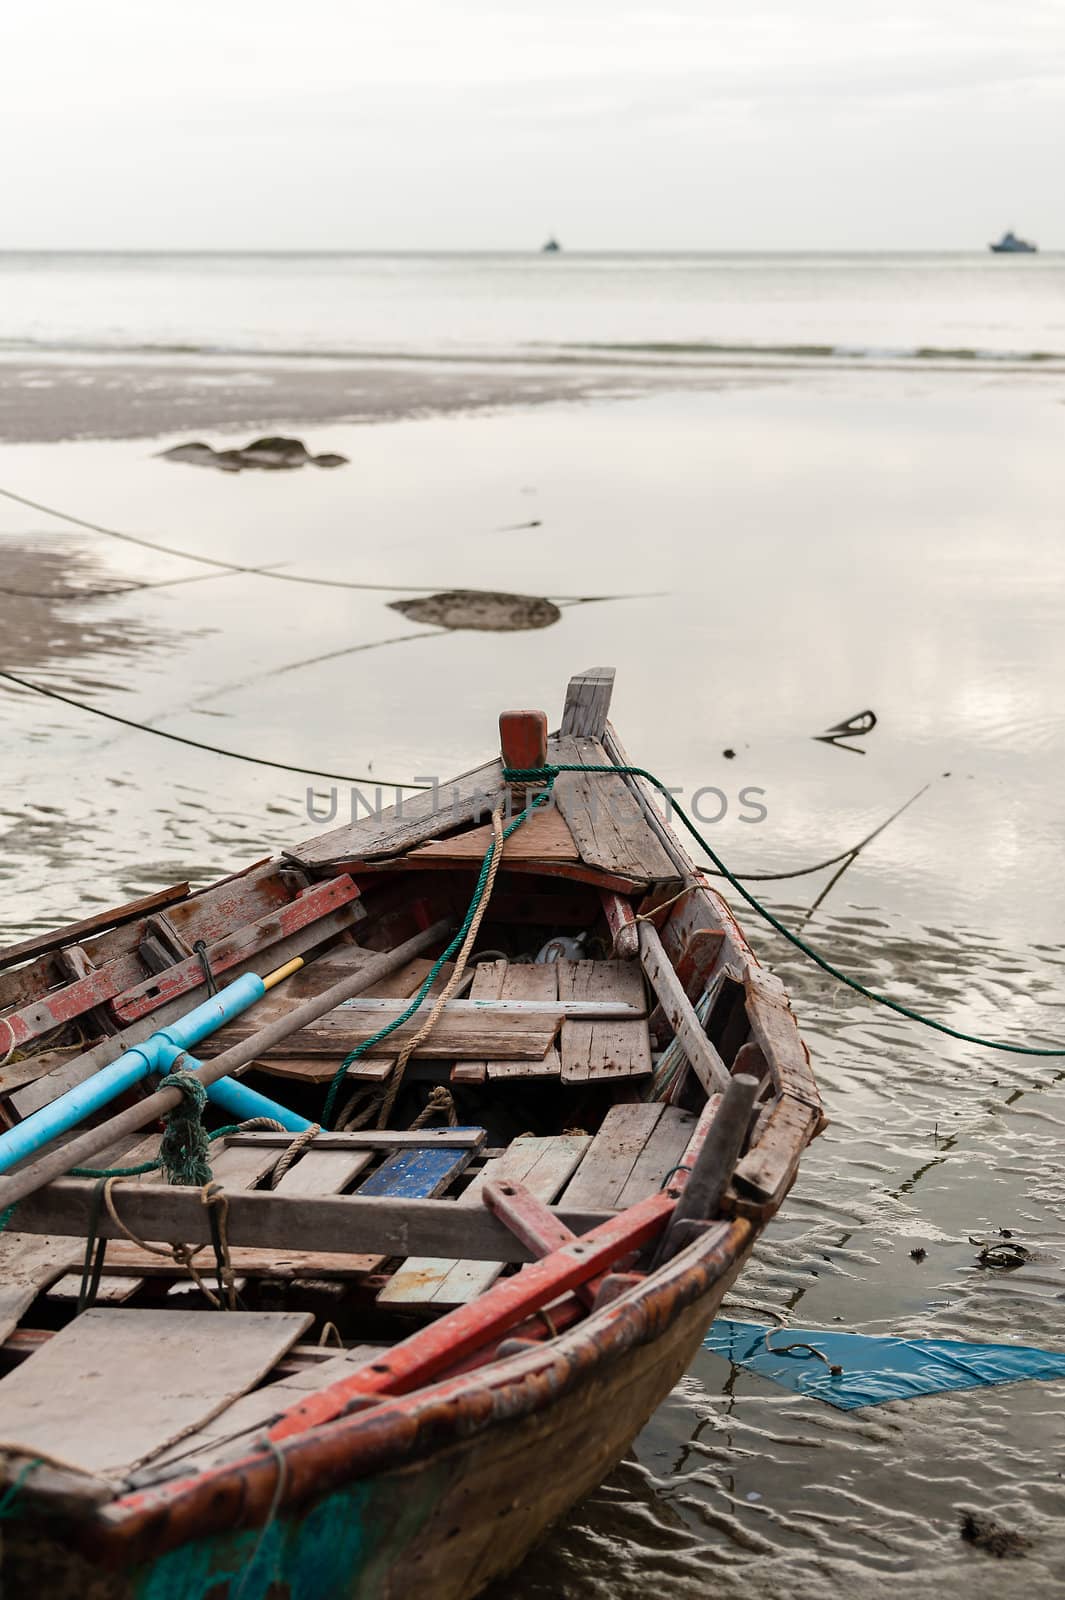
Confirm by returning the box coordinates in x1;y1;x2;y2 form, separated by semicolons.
262;956;305;991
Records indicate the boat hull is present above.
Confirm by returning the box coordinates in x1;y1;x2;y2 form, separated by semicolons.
1;1244;750;1600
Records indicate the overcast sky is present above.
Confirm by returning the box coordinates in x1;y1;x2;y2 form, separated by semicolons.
2;0;1061;249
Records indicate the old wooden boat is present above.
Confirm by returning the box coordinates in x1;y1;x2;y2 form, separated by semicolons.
0;667;822;1599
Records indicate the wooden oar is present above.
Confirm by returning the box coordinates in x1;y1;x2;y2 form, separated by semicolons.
0;919;450;1214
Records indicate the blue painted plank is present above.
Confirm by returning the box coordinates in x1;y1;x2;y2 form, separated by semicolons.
357;1129;484;1199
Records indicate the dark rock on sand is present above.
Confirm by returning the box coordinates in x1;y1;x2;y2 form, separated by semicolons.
960;1510;1031;1558
389;590;561;633
159;436;349;473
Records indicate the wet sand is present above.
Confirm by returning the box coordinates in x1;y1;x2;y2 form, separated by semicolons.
0;355;683;443
1;373;1063;1596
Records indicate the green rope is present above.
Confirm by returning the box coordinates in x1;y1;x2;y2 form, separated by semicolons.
502;763;1065;1059
0;1458;43;1519
321;780;558;1127
158;1071;212;1185
71;1123;247;1181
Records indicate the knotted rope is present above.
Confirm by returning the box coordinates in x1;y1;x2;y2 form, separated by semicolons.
158;1069;212;1186
409;1084;459;1129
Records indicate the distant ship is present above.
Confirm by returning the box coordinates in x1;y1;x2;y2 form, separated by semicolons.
989;230;1037;254
541;237;561;254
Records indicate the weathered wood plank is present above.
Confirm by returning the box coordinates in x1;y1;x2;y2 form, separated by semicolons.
743;967;819;1107
14;1182;614;1263
549;734;679;886
408;804;580;866
560;667;615;739
8;902;363;1118
0;1308;312;1475
109;878;363;1023
293;758;505;868
615;1107;698;1208
637;922;730;1095
378;1134;590;1308
146;1343;388;1474
225;1129;485;1151
0;884;191;977
560;1103;666;1208
455;962;562;1083
556;960;651;1082
356;1137;481;1200
201;1008;561;1060
218;956;458;1085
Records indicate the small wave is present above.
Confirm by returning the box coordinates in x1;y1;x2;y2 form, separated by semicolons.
0;334;1062;371
556;338;1065;365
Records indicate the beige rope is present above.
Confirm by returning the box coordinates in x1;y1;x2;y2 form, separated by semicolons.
409;1084;459;1129
268;1123;321;1189
102;1176;219;1306
375;802;506;1129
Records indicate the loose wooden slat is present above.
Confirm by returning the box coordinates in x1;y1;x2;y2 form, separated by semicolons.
224;1129;485;1151
293;758;505;868
560;1103;667;1209
200;1008;561;1060
549;734;679;886
452;961;508;1084
212;955;458;1087
378;1133;591;1308
356;1140;481;1200
0;1308;312;1475
556;960;651;1082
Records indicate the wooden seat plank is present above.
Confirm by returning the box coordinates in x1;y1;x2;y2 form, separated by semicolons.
0;1308;312;1476
560;1102;669;1209
556;960;651;1082
378;1133;590;1308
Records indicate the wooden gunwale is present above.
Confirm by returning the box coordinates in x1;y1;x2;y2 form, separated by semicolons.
76;1215;752;1564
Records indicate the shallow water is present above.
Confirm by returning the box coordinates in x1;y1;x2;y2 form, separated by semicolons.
1;367;1063;1593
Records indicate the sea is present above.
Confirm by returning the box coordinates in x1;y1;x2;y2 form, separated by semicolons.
0;249;1062;367
0;252;1063;1598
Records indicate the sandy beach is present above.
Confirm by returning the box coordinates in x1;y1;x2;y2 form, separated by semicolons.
2;253;1064;1598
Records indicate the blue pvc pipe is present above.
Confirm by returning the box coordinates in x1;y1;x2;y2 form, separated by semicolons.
200;1070;311;1132
0;972;271;1175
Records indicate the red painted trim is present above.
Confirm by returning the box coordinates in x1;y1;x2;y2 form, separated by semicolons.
268;1190;674;1442
110;878;362;1023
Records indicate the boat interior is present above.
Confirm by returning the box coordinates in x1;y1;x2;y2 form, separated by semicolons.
0;670;820;1503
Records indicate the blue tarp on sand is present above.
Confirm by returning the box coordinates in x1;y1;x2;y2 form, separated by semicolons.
703;1319;1065;1410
